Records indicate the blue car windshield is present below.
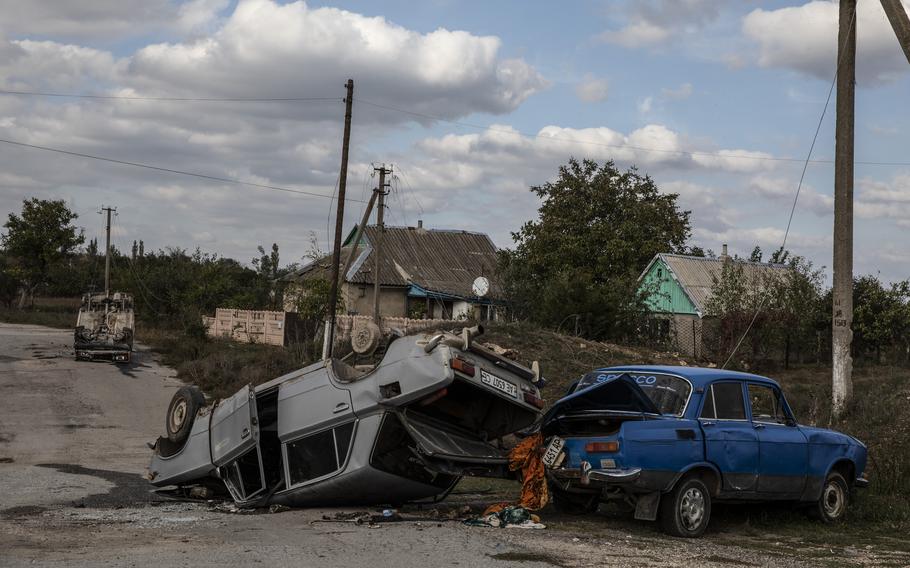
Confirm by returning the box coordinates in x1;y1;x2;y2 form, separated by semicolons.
577;372;692;416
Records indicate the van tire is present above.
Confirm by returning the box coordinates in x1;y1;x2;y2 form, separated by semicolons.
166;386;206;444
659;476;711;537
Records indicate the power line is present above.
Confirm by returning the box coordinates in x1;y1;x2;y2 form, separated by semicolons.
0;137;367;203
0;89;340;103
355;97;910;168
721;8;856;370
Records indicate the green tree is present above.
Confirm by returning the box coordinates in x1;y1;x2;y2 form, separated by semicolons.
853;276;910;363
500;159;691;340
2;198;84;308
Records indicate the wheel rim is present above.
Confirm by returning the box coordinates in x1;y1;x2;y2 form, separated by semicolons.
823;480;845;519
679;487;705;531
170;398;188;432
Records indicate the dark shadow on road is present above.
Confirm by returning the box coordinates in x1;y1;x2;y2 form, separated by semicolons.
33;463;164;509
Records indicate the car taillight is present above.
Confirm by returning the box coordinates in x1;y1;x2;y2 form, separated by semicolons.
450;357;475;376
523;392;545;409
585;441;620;453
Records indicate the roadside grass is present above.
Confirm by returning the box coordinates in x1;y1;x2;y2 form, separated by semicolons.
0;304;78;330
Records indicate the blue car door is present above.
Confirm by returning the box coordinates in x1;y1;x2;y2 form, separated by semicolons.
746;382;808;497
699;381;759;492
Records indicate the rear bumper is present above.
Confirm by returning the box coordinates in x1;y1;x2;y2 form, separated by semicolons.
551;461;642;486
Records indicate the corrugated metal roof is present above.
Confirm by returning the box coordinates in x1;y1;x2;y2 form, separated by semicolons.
651;253;791;315
287;225;501;300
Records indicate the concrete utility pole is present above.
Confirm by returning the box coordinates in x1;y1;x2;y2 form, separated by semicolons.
100;206;116;299
880;0;910;65
372;165;392;324
832;0;856;418
326;79;354;358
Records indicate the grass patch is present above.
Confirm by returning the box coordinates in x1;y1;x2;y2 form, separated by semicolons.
0;305;78;330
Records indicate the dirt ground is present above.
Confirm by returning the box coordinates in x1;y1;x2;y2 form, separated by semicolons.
1;322;907;567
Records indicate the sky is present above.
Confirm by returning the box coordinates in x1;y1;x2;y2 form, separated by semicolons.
0;0;908;283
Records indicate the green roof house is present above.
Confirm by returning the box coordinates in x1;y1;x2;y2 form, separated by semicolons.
637;245;791;357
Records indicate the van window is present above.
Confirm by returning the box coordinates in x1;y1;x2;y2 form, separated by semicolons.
286;421;355;487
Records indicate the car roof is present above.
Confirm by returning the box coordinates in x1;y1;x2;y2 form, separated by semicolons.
594;365;780;389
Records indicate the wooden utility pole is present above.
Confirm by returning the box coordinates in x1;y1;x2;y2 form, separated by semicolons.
100;206;116;298
880;0;910;64
326;79;353;358
372;165;391;324
832;0;856;418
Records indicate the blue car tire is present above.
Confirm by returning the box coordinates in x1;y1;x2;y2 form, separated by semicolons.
659;476;711;537
815;472;849;523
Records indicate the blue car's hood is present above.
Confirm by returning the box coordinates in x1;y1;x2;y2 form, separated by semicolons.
542;373;660;426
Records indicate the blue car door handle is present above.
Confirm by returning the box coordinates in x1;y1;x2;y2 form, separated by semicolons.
701;421;715;427
753;423;765;430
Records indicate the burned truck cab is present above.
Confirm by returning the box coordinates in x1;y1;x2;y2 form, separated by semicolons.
148;326;545;507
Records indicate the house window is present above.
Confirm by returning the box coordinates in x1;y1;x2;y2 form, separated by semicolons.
657;268;663;278
285;421;356;487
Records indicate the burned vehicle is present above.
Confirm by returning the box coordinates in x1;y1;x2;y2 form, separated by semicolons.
74;292;135;363
542;366;868;537
148;326;545;507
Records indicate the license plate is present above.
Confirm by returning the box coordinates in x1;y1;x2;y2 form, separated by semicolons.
542;436;565;467
480;369;517;398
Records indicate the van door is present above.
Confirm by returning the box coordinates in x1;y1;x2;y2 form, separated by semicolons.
210;385;259;466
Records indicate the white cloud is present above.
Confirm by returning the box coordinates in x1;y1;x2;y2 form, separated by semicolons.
575;74;609;103
637;96;653;114
598;21;670;48
691;150;777;174
856;173;910;224
748;175;833;216
743;0;910;83
597;0;725;49
661;82;693;99
0;0;175;39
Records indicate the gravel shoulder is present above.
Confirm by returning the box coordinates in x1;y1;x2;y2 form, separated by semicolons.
1;322;904;567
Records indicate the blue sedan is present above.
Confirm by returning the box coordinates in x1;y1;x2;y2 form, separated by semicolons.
542;366;868;537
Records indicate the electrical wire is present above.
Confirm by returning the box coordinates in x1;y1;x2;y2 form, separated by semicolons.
356;98;910;168
0;137;367;204
0;89;340;103
721;8;856;369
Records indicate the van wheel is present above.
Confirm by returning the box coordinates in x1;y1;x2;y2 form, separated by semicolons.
549;485;598;515
815;472;848;523
166;386;206;444
659;476;711;537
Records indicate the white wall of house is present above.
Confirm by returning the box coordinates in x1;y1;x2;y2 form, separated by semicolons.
452;301;472;320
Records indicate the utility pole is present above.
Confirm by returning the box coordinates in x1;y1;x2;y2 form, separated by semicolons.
99;206;116;299
832;0;856;418
880;0;910;65
326;79;354;358
372;165;392;324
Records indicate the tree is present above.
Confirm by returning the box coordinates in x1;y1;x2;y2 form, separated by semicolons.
500;159;691;340
1;198;84;308
853;276;910;363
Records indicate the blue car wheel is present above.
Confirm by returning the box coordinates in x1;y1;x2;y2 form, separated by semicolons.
659;476;711;537
815;472;849;523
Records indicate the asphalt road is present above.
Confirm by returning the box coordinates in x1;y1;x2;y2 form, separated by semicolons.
1;322;905;567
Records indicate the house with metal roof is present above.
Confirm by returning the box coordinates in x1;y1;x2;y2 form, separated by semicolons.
637;245;791;357
283;222;502;320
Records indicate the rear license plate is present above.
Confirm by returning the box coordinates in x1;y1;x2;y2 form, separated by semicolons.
480;369;517;398
542;436;565;467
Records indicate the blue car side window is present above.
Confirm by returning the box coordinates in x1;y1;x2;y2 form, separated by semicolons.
711;382;746;420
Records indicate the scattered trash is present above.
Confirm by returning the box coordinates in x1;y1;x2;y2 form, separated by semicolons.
463;505;545;529
268;504;290;514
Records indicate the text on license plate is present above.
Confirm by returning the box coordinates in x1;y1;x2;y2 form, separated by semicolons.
480;369;517;398
542;436;565;467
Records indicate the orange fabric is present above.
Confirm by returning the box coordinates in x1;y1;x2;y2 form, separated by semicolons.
482;503;508;516
508;432;549;511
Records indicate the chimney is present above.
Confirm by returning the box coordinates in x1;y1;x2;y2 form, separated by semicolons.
720;243;730;263
417;219;423;229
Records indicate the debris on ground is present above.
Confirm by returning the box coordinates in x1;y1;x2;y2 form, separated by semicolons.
463;505;545;529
